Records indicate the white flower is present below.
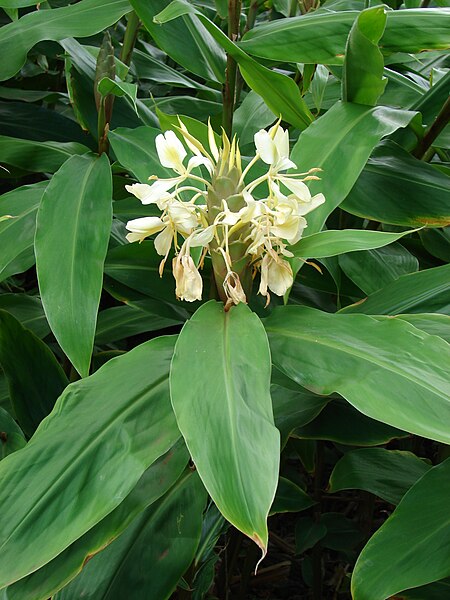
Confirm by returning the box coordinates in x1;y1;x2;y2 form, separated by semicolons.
125;216;165;243
173;254;203;302
155;130;187;173
259;252;293;298
254;124;296;172
125;181;175;210
167;200;198;236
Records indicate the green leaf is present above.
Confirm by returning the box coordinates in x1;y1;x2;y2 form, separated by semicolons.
95;304;180;345
153;0;314;130
131;0;226;83
271;380;329;444
289;102;415;236
0;182;46;282
295;517;327;555
270;477;315;515
0;407;26;460
0;336;180;588
352;458;450;600
379;313;450;344
0;135;90;173
5;441;189;600
0;100;92;146
98;77;138;112
232;91;275;148
239;9;450;65
0;295;50;339
109;125;171;183
56;471;206;600
104;242;192;320
342;6;387;105
329;448;431;505
341;264;450;315
294;399;407;447
35;154;112;377
265;306;450;444
0;0;132;82
291;228;417;259
338;243;419;295
0;311;68;437
342;142;450;227
420;227;450;262
170;301;280;557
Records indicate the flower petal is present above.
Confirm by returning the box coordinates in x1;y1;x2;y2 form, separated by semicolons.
125;216;165;243
254;129;276;165
155;131;187;171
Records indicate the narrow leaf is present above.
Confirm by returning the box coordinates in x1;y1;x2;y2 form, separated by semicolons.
35;154;112;376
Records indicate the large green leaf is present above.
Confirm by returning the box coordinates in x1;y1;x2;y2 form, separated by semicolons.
0;182;46;282
341;264;450;315
0;135;90;173
329;448;431;505
0;311;68;437
239;9;450;65
131;0;225;83
153;0;314;130
56;471;206;600
0;295;50;339
265;306;450;444
342;6;387;106
35;154;112;377
338;243;419;295
380;313;450;344
0;336;180;589
352;458;450;600
294;399;407;447
289;102;415;236
109;125;172;183
291;228;416;259
95;304;180;345
170;301;280;556
4;441;189;600
342;142;450;227
0;0;131;81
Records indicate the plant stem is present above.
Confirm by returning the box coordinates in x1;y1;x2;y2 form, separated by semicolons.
120;11;140;67
222;0;241;138
413;95;450;160
420;0;431;7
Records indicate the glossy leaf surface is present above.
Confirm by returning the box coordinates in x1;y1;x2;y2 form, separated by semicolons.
341;264;450;315
35;154;112;377
5;442;189;600
289;102;415;236
57;471;206;600
329;448;431;505
342;6;387;105
0;182;46;282
0;336;179;588
265;306;450;443
0;0;131;81
352;458;450;600
170;301;280;555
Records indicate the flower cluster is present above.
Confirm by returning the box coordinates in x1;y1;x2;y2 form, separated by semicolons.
125;119;325;306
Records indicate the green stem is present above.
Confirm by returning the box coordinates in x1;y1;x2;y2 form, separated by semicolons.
413;95;450;160
235;0;259;102
222;0;241;137
120;11;140;67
